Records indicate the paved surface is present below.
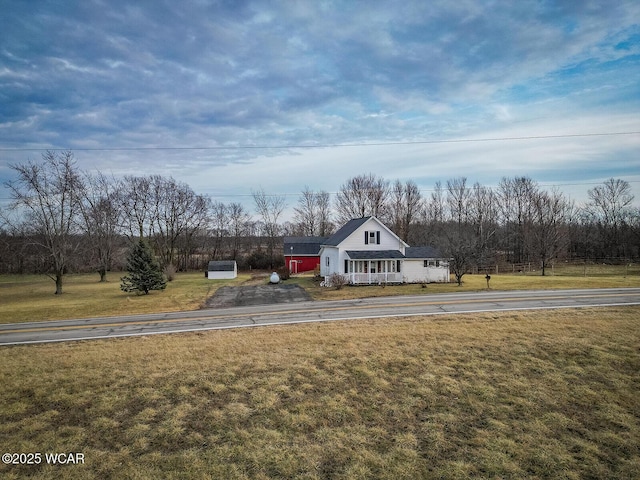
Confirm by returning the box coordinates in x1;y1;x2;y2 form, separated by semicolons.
1;288;639;345
204;284;312;308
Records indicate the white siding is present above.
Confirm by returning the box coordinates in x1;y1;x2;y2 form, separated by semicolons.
320;247;340;276
208;270;237;280
403;260;450;283
338;218;407;255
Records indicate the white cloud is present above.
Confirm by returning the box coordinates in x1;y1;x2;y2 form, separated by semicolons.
1;0;639;213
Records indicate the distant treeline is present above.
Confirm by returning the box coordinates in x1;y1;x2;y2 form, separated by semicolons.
1;151;638;288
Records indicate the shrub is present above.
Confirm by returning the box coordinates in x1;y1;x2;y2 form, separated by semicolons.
164;264;177;282
277;266;290;281
328;273;348;290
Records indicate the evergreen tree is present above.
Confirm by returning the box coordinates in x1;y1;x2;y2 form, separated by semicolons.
120;239;167;295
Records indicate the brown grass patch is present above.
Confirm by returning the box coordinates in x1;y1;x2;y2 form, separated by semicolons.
294;268;640;301
1;307;639;479
0;272;250;323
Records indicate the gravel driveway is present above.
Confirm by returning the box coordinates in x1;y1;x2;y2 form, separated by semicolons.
204;284;312;308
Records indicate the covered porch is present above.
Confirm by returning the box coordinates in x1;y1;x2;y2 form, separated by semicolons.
343;250;404;285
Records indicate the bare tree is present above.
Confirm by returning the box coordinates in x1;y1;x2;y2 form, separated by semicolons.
445;177;474;285
294;187;333;236
78;172;123;282
294;186;319;236
4;151;83;294
388;179;422;242
532;188;572;275
207;200;229;260
412;181;445;247
334;173;389;224
119;175;208;269
316;190;334;236
252;188;286;267
428;181;445;224
151;176;209;268
119;176;155;240
585;178;635;258
227;202;252;260
497;176;537;264
468;182;498;269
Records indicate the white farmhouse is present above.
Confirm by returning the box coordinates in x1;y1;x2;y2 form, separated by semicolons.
319;216;450;285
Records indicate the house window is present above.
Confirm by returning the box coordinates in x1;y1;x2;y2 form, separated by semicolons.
364;231;381;245
326;257;330;267
424;260;439;267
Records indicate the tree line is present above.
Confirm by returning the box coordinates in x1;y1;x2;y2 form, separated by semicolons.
320;173;638;285
1;151;638;293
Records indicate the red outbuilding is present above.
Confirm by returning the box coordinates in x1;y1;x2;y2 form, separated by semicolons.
283;236;328;274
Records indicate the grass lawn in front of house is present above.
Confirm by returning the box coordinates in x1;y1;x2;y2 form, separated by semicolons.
292;265;640;301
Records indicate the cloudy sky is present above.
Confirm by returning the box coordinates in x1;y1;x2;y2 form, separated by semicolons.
1;0;639;215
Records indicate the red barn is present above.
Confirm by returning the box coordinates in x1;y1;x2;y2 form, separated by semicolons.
283;236;327;274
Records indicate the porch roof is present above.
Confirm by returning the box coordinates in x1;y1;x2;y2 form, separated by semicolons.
346;250;405;260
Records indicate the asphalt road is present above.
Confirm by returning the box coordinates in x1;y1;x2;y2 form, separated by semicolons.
1;288;639;346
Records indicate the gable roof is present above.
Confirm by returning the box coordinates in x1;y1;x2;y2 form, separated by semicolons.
322;216;410;248
322;217;371;246
404;246;444;258
283;236;328;256
208;260;236;271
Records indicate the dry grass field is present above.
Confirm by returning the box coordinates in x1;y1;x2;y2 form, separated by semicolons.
1;307;638;479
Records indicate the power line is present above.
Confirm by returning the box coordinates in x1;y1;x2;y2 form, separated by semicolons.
1;180;639;202
0;131;638;152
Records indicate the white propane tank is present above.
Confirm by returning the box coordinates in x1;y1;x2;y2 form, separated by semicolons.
269;272;280;284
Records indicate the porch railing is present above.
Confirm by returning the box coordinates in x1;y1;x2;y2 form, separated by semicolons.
323;272;403;286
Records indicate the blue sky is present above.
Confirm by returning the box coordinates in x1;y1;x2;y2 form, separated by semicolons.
1;0;639;215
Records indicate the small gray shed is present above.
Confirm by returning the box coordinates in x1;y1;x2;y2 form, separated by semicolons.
207;260;238;280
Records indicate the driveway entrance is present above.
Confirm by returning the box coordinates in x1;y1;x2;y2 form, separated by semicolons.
204;284;312;308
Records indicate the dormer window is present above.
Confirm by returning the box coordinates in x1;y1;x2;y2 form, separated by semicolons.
364;230;381;245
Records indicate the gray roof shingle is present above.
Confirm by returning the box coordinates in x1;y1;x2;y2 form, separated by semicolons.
404;246;444;258
208;260;236;271
283;236;328;256
323;217;371;246
346;250;405;260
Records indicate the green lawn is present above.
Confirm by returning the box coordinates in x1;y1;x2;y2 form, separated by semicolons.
1;307;638;479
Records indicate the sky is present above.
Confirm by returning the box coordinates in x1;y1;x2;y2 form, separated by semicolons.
1;0;639;217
